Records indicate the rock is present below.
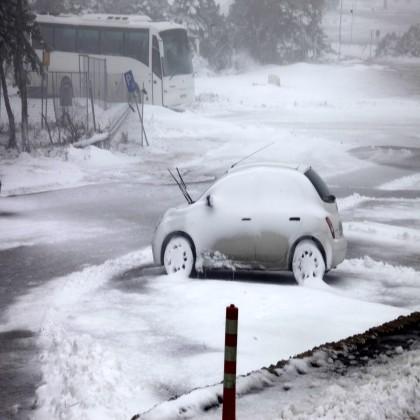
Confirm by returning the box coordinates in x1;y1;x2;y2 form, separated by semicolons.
268;74;281;87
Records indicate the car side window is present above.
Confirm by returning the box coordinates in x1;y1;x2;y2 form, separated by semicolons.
252;169;303;208
212;173;257;209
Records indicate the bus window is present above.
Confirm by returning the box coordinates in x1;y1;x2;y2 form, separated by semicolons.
101;29;124;56
160;29;193;77
152;36;162;78
55;26;76;52
125;30;149;66
34;24;54;49
78;28;100;54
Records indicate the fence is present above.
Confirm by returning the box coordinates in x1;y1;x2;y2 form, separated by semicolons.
36;54;110;134
78;54;107;108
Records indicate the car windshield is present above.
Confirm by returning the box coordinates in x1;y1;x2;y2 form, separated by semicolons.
305;168;335;203
160;29;193;77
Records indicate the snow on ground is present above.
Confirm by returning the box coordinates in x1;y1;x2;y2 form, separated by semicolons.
345;221;420;248
194;63;420;121
0;145;143;196
1;61;420;418
332;195;420;310
0;190;115;251
380;173;420;190
0;216;110;251
337;193;370;211
348;196;420;223
334;257;420;310
2;62;420;196
3;190;420;419
0;248;408;420
198;345;420;420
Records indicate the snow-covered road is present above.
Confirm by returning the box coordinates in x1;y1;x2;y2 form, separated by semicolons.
1;61;420;419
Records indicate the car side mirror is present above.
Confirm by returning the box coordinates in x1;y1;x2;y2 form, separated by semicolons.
206;195;214;208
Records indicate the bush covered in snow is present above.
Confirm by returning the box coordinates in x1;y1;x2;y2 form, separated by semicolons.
377;24;420;57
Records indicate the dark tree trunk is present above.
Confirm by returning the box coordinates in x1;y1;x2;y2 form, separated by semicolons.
16;0;30;152
0;61;17;149
20;71;29;152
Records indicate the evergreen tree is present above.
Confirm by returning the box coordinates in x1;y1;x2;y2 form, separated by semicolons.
33;0;171;19
135;0;170;20
229;0;327;64
0;0;42;151
171;0;230;69
0;1;16;148
32;0;65;15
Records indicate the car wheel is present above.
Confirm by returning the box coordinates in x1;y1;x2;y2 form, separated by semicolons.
292;240;326;285
163;236;196;277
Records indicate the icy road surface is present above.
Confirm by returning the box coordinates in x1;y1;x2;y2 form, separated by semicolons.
1;61;420;419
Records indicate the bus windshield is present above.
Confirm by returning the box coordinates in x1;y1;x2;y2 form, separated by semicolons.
160;29;193;77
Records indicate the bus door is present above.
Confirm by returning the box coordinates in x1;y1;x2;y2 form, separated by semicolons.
152;35;163;106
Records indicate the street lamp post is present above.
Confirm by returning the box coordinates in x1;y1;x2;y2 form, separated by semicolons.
338;0;343;59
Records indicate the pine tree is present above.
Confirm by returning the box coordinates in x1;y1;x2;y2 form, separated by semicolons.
33;0;64;14
135;0;170;20
297;0;328;59
0;0;42;151
229;0;280;63
229;0;327;64
32;0;171;19
0;1;16;148
171;0;230;69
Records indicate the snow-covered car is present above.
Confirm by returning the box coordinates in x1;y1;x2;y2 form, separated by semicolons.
152;163;347;284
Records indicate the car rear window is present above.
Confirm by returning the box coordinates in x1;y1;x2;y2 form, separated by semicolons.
305;168;335;203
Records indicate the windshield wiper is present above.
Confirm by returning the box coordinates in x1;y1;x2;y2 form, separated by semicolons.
168;168;194;205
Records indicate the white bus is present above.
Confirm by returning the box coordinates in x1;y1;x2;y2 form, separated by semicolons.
32;14;195;108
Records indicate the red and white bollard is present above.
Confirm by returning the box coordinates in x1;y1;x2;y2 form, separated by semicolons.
222;304;238;420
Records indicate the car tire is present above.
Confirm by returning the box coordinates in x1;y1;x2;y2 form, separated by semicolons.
163;235;196;277
292;239;326;285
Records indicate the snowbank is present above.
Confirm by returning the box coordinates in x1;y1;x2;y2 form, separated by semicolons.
1;247;409;420
3;61;420;196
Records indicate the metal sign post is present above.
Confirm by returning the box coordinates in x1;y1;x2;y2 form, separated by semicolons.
124;70;149;147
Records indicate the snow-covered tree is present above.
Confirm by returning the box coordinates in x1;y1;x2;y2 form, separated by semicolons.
1;0;42;151
0;1;16;148
289;0;328;60
228;0;328;64
134;0;170;20
399;24;420;57
33;0;171;18
170;0;230;69
376;24;420;57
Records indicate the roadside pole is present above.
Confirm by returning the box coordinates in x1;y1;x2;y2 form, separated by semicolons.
124;70;149;147
338;0;343;59
223;305;238;420
89;80;97;132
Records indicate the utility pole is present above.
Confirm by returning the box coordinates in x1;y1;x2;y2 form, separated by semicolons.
384;0;388;10
338;0;343;59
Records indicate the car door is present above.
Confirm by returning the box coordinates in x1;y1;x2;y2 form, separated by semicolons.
203;172;258;263
254;170;300;268
152;35;163;106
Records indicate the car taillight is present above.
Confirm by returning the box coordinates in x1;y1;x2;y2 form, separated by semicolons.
326;217;336;239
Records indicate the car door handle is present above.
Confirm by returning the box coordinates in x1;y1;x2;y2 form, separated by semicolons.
289;217;301;222
241;217;252;221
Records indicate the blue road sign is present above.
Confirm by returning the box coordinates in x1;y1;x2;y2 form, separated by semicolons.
124;71;137;93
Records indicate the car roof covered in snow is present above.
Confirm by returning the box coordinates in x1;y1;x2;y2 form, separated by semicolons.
36;14;184;32
228;161;310;174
